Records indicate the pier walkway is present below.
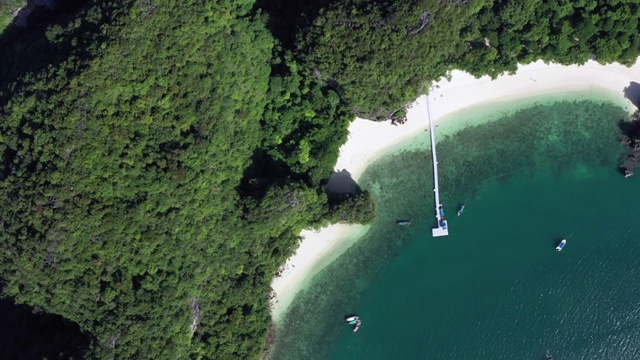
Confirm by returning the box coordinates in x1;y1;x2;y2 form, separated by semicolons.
427;91;449;237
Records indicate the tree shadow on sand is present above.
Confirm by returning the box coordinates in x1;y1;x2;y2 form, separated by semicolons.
324;169;361;195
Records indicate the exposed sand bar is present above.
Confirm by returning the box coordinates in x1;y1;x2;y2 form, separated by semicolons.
271;59;640;322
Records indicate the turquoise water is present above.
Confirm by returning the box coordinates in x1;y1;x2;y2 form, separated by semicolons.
269;94;640;360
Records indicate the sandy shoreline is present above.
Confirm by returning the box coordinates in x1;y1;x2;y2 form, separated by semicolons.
270;59;640;322
336;60;639;181
270;224;369;321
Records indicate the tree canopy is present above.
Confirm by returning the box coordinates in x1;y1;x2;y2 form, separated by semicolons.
0;0;364;358
293;0;640;119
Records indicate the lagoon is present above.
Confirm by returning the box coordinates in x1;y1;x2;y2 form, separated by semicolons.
269;93;640;360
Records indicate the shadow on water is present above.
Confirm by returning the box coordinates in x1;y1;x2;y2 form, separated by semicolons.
551;238;564;249
0;296;90;359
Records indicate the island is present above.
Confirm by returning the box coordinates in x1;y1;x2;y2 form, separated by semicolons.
0;0;640;359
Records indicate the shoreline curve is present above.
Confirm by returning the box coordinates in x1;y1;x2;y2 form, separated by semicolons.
269;58;640;323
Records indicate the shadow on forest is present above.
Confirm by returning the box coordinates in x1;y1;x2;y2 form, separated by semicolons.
0;296;90;359
0;0;104;105
0;0;106;355
253;0;340;51
623;81;640;109
238;149;303;200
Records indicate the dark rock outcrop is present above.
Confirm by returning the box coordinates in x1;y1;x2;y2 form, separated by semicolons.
620;110;640;177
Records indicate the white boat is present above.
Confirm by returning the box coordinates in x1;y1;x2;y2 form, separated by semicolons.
345;316;359;323
556;239;566;252
346;316;361;332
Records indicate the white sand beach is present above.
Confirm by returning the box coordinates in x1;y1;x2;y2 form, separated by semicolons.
271;223;369;321
336;60;640;181
270;59;640;321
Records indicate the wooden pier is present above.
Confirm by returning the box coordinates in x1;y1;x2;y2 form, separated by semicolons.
427;91;449;237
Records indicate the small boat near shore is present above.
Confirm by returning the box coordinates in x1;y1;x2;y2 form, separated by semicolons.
397;220;411;226
346;316;362;332
556;239;566;252
457;204;465;217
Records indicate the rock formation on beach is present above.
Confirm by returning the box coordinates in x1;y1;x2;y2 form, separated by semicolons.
620;110;640;177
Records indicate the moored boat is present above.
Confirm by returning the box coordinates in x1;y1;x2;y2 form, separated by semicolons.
457;204;465;216
346;316;359;323
353;319;361;332
345;316;362;332
556;239;566;252
397;220;411;226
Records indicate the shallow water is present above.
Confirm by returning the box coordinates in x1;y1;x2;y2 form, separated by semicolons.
269;94;639;360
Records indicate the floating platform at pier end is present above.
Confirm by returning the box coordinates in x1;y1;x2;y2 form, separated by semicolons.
432;203;448;237
427;91;449;237
432;223;448;237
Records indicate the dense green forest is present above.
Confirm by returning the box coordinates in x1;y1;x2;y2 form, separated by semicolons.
0;0;639;358
288;0;640;119
0;0;24;31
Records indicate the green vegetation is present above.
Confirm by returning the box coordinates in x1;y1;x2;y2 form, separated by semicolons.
0;0;366;358
0;0;24;32
328;191;376;224
1;0;640;358
295;0;640;118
